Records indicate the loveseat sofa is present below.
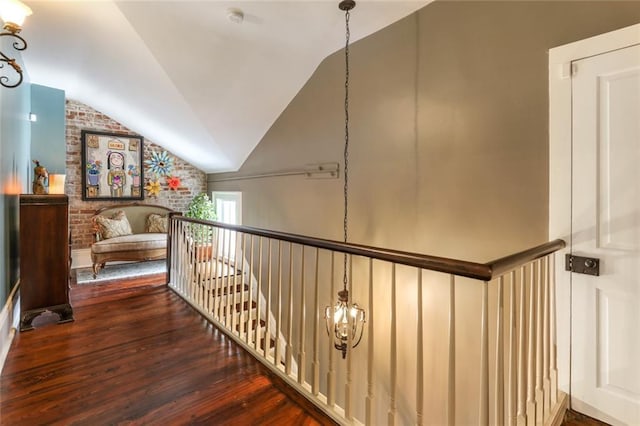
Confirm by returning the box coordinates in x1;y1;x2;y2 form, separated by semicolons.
90;203;178;278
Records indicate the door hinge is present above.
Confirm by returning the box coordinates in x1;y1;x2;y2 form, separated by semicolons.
565;254;600;276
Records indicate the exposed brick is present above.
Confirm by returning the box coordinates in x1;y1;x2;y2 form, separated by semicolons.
66;99;207;250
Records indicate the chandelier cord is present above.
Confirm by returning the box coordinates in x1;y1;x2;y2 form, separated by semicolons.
342;7;351;291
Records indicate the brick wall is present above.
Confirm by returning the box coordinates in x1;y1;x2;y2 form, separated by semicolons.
66;99;207;250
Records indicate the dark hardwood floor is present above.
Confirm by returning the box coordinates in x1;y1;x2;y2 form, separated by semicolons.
0;271;335;425
562;409;610;426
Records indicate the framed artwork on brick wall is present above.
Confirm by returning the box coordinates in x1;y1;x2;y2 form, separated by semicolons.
81;130;144;201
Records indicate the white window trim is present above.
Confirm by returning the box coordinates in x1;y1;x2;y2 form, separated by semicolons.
212;191;242;225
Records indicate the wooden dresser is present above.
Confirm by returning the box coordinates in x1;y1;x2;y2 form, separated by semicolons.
19;194;74;331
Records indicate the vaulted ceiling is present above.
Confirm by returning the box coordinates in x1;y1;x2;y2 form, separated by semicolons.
22;1;429;172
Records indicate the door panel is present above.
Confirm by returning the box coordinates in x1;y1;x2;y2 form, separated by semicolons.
597;288;640;398
572;44;640;426
598;68;640;251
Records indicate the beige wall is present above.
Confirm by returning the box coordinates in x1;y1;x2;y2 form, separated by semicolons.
208;3;640;422
210;1;640;263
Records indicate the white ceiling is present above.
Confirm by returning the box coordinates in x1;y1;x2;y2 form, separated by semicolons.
21;1;429;173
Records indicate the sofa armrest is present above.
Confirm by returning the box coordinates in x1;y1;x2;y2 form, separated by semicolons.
91;215;104;242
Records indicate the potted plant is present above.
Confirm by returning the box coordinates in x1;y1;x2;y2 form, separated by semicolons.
184;193;217;259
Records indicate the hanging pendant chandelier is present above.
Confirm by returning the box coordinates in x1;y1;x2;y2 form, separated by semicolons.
325;0;365;360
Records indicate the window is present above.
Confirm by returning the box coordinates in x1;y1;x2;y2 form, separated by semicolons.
212;191;242;225
212;192;242;260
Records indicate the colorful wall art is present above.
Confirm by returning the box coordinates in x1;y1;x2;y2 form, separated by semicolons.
81;130;144;200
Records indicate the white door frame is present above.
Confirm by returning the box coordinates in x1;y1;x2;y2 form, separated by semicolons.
549;23;640;401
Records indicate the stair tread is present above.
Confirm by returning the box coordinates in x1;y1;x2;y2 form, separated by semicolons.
221;300;256;316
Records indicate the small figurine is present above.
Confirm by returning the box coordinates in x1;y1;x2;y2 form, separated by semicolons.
32;160;48;195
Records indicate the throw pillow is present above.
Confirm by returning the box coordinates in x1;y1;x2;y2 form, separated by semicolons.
93;210;133;240
146;213;168;233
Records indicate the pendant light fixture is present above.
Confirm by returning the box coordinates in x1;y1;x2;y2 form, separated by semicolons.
325;0;365;360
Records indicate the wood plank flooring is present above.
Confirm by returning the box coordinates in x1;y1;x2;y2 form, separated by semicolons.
0;273;335;425
563;410;610;426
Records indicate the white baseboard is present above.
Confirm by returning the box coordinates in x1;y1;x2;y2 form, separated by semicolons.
545;391;569;426
0;282;20;374
71;248;92;269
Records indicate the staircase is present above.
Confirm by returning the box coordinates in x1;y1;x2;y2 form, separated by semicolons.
187;249;280;360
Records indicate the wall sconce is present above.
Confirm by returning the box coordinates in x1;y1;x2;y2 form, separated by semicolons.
0;0;32;88
48;174;66;194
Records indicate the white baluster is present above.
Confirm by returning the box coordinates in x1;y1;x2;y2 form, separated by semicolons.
197;225;204;311
327;252;336;407
549;254;558;405
264;239;272;358
365;258;374;424
214;228;223;321
255;237;263;351
202;230;208;308
246;235;254;346
231;231;240;336
194;229;201;306
182;221;188;296
172;220;178;289
173;220;180;291
183;223;190;296
285;243;294;376
239;234;247;339
543;257;551;417
417;269;424;426
448;274;456;426
479;280;489;426
345;255;355;420
225;229;232;327
536;260;544;424
388;263;397;426
275;241;283;367
206;226;215;315
198;228;203;303
517;265;527;426
508;270;517;426
187;223;196;303
298;246;306;385
194;226;201;304
213;228;224;323
527;263;537;425
312;248;320;395
177;221;184;294
496;276;505;426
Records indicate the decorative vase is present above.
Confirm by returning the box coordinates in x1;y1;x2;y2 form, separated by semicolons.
88;173;100;186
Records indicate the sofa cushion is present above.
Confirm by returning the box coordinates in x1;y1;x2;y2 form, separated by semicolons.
91;233;167;254
93;210;133;240
146;213;168;233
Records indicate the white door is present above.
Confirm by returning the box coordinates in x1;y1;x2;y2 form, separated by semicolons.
571;44;640;426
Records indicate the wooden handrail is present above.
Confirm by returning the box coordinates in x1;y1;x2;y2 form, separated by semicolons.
173;217;565;281
486;239;566;278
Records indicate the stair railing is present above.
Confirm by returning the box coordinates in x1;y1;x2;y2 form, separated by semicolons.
167;215;566;426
